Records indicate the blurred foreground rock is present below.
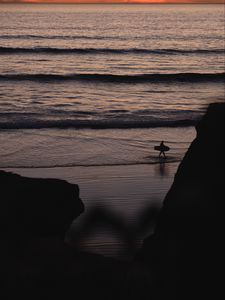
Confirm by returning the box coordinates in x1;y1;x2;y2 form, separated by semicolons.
0;171;84;238
138;103;225;299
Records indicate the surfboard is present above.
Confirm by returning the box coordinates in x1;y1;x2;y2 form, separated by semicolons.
154;145;170;152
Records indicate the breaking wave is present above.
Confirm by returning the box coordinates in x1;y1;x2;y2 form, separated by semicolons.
0;118;198;130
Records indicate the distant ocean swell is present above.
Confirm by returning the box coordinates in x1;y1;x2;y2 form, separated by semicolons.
0;118;198;130
0;34;118;40
0;34;221;41
0;46;224;55
0;73;224;83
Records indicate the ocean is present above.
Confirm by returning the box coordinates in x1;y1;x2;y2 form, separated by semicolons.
0;4;224;168
0;4;224;257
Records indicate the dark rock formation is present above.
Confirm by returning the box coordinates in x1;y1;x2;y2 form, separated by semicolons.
0;171;84;238
138;103;225;299
1;171;137;300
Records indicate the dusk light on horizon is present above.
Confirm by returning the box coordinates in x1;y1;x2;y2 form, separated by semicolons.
0;0;224;3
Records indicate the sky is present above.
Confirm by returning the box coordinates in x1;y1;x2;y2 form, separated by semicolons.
0;0;223;3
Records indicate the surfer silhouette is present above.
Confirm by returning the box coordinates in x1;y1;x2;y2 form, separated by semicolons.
159;141;166;158
154;141;170;158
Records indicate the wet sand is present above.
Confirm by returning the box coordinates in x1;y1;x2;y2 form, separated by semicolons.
6;161;179;258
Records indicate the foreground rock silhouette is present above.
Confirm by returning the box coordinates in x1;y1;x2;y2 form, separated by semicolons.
2;103;224;299
1;171;84;238
138;102;225;299
1;171;132;299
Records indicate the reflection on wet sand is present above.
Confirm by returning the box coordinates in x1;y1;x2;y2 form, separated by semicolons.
155;159;170;177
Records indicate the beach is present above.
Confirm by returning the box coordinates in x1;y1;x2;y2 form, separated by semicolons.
1;3;224;258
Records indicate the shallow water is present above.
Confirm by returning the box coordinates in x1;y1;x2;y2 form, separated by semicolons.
0;127;195;168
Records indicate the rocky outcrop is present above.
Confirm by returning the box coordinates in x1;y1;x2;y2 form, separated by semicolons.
0;171;84;238
1;171;134;300
138;103;225;299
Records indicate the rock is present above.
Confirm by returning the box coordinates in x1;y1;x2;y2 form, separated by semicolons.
138;103;225;299
0;170;84;238
1;171;136;300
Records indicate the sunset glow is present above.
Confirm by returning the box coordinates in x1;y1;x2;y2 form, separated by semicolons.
0;0;223;3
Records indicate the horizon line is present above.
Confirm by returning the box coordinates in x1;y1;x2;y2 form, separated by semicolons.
0;1;223;4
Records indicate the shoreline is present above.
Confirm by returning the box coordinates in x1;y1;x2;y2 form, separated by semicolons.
0;126;195;170
1;157;181;169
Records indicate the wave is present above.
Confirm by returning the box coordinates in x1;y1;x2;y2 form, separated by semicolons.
0;72;224;83
0;34;222;42
0;34;115;41
0;46;224;55
0;118;198;130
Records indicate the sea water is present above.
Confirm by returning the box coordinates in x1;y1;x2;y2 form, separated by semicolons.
0;4;224;168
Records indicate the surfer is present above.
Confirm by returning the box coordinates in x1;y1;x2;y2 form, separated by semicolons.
154;141;170;158
159;141;166;158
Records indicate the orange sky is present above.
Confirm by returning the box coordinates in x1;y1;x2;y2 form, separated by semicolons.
0;0;223;3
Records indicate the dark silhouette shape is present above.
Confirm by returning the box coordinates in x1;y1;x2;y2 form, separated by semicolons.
154;141;170;159
0;171;84;239
159;141;166;158
138;103;225;300
69;207;136;258
1;171;156;300
68;204;161;259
